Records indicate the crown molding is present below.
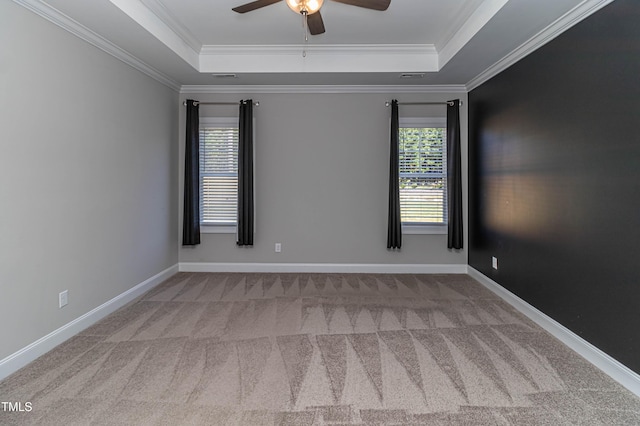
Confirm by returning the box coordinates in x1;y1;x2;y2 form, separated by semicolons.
466;0;615;91
107;0;199;69
438;0;510;69
15;0;613;95
180;84;468;95
13;0;181;91
199;44;437;56
139;0;201;53
198;44;438;74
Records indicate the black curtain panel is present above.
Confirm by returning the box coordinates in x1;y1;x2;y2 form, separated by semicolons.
237;100;254;246
182;99;200;246
447;99;463;249
387;100;402;249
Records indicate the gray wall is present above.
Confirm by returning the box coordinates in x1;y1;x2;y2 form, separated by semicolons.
178;91;468;266
0;2;179;360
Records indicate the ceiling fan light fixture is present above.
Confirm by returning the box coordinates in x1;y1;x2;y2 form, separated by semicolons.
286;0;324;15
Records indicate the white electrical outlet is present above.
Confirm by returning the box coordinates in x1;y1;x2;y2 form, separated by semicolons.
59;290;68;308
492;257;498;270
275;243;282;253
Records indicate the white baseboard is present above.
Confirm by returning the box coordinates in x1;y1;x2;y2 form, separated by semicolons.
8;263;636;398
179;262;469;274
468;267;640;397
0;264;179;381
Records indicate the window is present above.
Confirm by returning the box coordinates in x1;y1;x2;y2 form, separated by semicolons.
399;118;447;231
199;118;238;230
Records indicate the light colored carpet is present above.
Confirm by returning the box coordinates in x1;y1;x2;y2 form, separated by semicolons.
1;273;640;425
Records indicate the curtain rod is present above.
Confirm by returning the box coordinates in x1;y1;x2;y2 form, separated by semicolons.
385;101;461;107
182;101;260;107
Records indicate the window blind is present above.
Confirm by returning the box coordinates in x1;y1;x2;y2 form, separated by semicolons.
399;127;447;224
199;126;239;225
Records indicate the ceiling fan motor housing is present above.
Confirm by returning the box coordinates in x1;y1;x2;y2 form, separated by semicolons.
232;0;390;36
286;0;324;15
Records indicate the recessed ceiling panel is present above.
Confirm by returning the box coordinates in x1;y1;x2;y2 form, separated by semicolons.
157;0;485;46
24;0;596;86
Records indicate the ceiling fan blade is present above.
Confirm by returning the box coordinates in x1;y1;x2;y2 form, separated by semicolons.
330;0;390;11
232;0;282;13
307;11;326;35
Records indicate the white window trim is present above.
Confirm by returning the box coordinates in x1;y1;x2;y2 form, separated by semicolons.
199;117;256;235
400;117;446;128
201;225;236;234
200;117;238;234
403;224;447;235
399;117;447;235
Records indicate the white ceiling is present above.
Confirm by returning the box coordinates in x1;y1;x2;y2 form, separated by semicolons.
24;0;611;89
158;0;486;47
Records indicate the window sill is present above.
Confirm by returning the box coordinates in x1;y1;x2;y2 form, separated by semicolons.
201;225;236;234
402;225;447;235
200;225;444;235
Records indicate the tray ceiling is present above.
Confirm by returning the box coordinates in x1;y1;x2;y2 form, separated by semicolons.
20;0;612;89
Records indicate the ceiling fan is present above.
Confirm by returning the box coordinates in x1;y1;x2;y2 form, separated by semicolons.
232;0;391;36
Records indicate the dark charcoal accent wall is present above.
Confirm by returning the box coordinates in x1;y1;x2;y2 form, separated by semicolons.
469;0;640;374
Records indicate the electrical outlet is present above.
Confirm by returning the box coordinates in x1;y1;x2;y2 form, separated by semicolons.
492;257;498;270
275;243;282;253
59;290;68;308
